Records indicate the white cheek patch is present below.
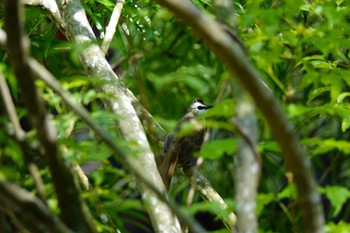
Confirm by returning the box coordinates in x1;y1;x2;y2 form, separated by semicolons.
192;102;205;109
191;102;208;115
197;108;207;114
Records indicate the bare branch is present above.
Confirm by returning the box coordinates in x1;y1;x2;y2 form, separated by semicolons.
101;0;125;55
183;166;237;230
0;69;24;140
24;0;67;34
0;69;48;204
3;1;96;232
154;0;325;232
232;95;259;233
0;180;72;233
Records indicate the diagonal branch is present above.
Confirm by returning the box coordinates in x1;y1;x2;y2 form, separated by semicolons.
3;1;96;232
153;0;325;232
0;69;47;204
182;166;237;229
101;0;125;55
0;180;72;233
53;0;181;231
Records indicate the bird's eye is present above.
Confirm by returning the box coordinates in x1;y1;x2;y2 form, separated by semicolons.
197;106;206;110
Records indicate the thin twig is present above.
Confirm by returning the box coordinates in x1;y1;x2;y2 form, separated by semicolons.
101;0;125;55
0;70;47;204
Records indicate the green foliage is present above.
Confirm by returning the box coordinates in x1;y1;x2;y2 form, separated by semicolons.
320;186;350;217
198;138;236;159
1;0;350;232
326;221;350;233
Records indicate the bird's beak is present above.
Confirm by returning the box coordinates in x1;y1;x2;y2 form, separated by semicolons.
206;105;213;109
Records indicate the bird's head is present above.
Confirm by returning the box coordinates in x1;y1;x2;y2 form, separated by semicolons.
187;98;212;117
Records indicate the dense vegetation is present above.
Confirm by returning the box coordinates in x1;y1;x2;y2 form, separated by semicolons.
0;0;349;232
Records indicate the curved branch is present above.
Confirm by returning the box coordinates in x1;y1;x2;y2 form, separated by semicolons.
154;0;325;232
0;180;72;233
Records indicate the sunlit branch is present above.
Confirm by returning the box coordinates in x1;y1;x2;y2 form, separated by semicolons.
101;0;125;55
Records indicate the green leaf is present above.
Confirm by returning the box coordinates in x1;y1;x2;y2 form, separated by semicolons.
204;120;235;131
326;221;350;233
257;193;275;216
277;183;297;200
197;138;236;160
258;141;281;153
203;99;235;118
321;186;350;217
187;201;234;220
176;121;203;138
303;138;350;155
336;92;350;103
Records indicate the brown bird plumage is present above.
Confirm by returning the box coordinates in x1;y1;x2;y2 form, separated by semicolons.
159;98;212;190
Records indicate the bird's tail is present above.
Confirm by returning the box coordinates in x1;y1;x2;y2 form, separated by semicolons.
159;153;177;191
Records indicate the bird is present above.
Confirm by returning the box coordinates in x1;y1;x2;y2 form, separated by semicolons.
159;98;212;190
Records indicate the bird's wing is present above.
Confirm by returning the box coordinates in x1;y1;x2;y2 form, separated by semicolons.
162;133;175;157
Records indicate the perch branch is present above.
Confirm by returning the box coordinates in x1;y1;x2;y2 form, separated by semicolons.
182;166;237;230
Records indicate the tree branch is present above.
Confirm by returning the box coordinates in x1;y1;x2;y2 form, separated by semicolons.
101;0;125;55
0;180;72;233
232;95;259;233
53;0;181;231
0;69;48;204
182;166;237;230
24;0;67;34
3;1;96;232
154;0;325;232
